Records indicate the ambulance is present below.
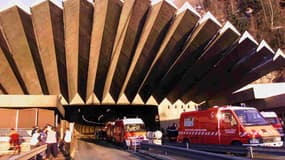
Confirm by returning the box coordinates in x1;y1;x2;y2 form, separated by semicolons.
260;111;284;139
107;117;147;148
177;106;283;147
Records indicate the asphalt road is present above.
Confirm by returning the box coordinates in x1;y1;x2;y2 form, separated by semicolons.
71;139;141;160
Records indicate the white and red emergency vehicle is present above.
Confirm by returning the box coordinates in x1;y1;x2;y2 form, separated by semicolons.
177;106;283;147
260;111;284;138
106;117;147;148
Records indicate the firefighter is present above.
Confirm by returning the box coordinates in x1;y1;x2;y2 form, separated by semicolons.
8;128;21;153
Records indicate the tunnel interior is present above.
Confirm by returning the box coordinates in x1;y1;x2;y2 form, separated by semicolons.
64;105;160;130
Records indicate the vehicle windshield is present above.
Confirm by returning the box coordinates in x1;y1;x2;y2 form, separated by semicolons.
125;124;145;132
234;109;269;126
264;117;279;125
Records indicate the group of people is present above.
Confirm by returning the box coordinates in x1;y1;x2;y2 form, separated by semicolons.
30;125;72;160
8;125;72;160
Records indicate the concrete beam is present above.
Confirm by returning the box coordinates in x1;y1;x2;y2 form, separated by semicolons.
103;0;150;103
152;12;221;103
180;31;258;103
64;0;93;103
0;83;6;94
86;0;122;103
0;6;45;94
0;48;23;94
208;83;285;107
0;95;64;117
199;40;276;102
94;0;122;101
139;3;200;102
167;21;240;103
48;2;69;101
31;1;62;96
264;94;285;111
220;49;285;100
0;31;24;94
121;0;177;102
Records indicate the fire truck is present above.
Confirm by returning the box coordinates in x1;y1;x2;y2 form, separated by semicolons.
106;117;147;148
177;106;283;147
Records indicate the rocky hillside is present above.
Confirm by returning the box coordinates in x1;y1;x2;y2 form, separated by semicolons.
174;0;285;83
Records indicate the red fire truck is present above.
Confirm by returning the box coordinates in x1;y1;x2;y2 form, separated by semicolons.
106;118;147;148
177;106;283;147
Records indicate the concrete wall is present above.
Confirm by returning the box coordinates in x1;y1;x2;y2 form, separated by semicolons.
0;108;54;128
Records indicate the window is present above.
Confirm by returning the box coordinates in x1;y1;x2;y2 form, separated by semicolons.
125;124;145;132
234;109;268;126
184;117;194;127
222;112;237;126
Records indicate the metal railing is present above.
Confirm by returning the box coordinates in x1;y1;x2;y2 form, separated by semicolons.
8;144;47;160
141;142;249;160
164;142;285;159
250;146;285;157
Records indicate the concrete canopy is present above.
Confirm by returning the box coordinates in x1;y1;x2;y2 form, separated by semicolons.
0;0;284;107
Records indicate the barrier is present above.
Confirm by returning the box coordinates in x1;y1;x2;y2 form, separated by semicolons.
9;144;47;160
141;143;249;160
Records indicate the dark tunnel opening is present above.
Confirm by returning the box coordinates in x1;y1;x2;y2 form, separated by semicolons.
64;105;160;131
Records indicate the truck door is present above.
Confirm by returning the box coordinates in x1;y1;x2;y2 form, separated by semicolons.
220;111;239;145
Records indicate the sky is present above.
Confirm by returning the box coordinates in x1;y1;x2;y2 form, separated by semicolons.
0;0;62;12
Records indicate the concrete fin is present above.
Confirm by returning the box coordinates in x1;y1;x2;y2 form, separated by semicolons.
274;49;285;61
199;11;221;27
70;93;84;105
132;94;144;105
31;1;61;95
257;40;274;53
103;0;133;100
102;92;115;104
239;31;258;44
164;0;178;9
86;93;100;104
0;1;30;14
0;48;23;94
120;0;176;100
146;95;158;105
0;6;43;94
59;94;68;105
151;0;162;5
31;0;63;9
117;94;130;104
220;21;240;36
177;2;200;17
86;0;109;102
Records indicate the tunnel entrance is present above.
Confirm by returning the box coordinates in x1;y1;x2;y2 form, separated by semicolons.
65;105;160;130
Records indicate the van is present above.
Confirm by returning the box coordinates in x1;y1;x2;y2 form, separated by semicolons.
177;106;283;147
107;118;147;148
260;111;284;139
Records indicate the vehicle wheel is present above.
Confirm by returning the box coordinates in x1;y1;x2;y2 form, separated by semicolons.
231;141;246;156
232;141;242;146
183;139;190;148
122;141;129;150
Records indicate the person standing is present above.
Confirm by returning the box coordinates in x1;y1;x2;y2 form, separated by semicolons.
30;128;40;149
8;128;21;153
63;128;72;156
45;125;58;160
